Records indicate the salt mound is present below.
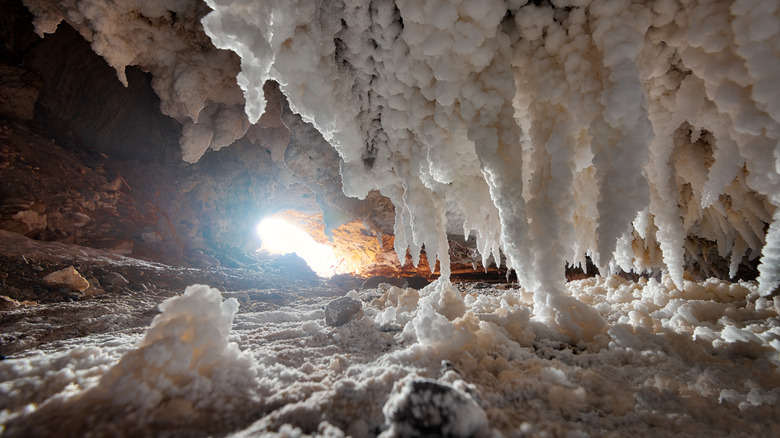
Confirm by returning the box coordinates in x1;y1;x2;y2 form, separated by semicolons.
2;284;258;436
90;284;256;413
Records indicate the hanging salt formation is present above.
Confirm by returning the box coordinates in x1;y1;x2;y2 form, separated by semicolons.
197;0;779;336
22;0;780;336
21;0;251;162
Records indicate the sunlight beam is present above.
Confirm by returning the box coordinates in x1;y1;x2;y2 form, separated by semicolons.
256;216;339;277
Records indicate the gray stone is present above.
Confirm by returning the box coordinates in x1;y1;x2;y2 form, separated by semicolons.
102;272;129;288
383;379;488;438
325;296;363;327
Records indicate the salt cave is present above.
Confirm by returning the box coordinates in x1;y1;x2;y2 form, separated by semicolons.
0;0;779;436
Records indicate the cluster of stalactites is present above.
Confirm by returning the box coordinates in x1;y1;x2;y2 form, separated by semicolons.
22;1;780;308
202;0;779;299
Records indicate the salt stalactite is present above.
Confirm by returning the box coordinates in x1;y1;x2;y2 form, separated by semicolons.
651;0;779;293
22;0;780;330
22;0;251;162
199;0;780;331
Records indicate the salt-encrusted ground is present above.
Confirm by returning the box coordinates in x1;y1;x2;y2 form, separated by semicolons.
2;272;778;437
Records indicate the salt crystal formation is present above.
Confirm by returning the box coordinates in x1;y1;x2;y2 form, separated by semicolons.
0;284;257;436
382;378;488;438
4;279;776;436
20;0;780;334
199;0;780;335
90;284;256;414
22;0;250;162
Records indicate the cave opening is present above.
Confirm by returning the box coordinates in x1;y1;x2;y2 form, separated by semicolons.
255;214;341;278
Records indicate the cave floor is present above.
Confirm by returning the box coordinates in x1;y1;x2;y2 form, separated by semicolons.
0;229;345;357
1;232;779;437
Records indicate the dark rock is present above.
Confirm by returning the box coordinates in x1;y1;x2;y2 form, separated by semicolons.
101;272;129;288
327;273;363;291
26;23;182;163
325;296;363;327
361;276;408;290
383;379;488;438
63;290;83;301
83;276;103;296
379;322;402;333
404;276;430;290
0;62;42;120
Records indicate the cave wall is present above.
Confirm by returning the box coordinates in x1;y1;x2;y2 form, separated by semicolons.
1;1;182;163
27;23;183;163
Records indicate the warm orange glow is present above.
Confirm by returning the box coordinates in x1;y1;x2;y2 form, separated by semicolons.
254;211;439;279
256;217;340;277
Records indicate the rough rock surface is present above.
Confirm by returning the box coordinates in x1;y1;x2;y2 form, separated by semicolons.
0;295;20;310
41;266;89;291
325;296;363;327
382;378;488;438
0;62;41;120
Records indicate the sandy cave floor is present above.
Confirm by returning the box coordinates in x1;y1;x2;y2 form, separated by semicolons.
0;232;779;437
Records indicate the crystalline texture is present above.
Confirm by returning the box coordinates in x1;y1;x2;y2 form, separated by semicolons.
22;0;780;327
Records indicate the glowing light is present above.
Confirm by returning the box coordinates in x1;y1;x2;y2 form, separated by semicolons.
256;217;339;277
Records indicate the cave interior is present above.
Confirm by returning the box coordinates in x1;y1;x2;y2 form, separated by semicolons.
0;0;779;437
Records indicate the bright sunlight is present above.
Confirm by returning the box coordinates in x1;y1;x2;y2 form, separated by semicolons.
256;216;339;277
